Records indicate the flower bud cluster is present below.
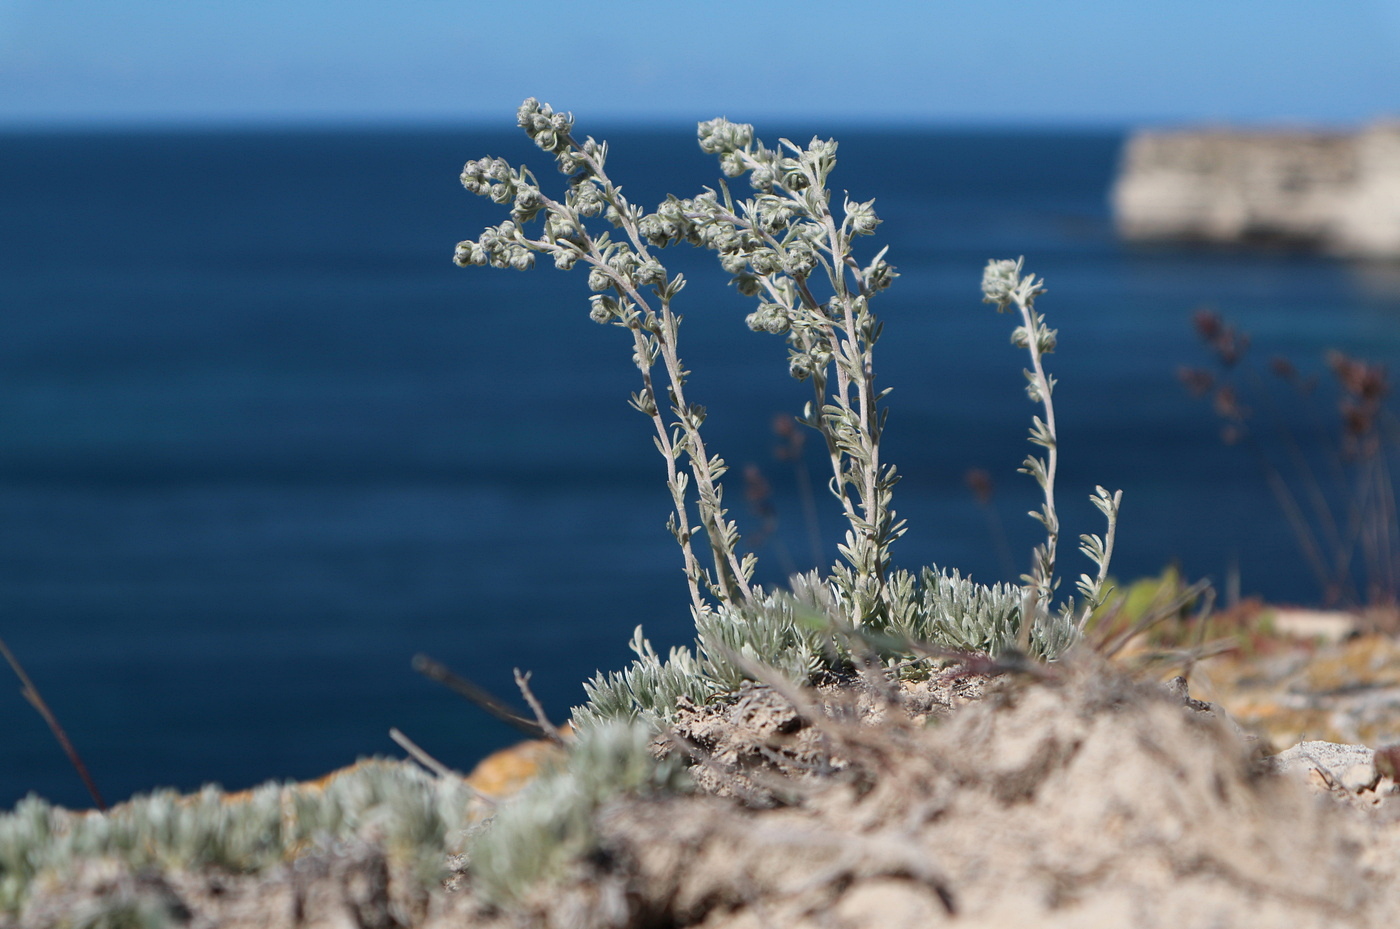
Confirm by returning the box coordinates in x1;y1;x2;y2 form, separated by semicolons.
588;293;621;324
1010;322;1058;354
580;244;668;296
698;119;759;180
460;157;520;205
753;196;798;234
695;202;820;283
567;182;606;218
639;197;711;248
453;221;534;270
511;185;544;225
843;197;880;236
697;118;754;156
550;246;580;271
800;138;839;186
517;98;573;157
686;134;859;300
731;273;762;297
788;352;815;380
745;303;791;335
981;257;1046;311
554;137;606;178
746;151;780;191
864;257;896;292
786;335;833;381
540;211;579;242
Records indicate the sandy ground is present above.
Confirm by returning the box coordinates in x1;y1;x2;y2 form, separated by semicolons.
16;642;1400;928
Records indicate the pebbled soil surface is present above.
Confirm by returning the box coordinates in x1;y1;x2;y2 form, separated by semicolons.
17;635;1400;928
486;655;1400;929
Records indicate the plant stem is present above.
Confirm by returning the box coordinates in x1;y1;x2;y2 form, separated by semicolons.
0;635;106;811
569;138;753;606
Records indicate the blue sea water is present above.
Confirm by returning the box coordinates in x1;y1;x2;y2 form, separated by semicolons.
2;124;1399;809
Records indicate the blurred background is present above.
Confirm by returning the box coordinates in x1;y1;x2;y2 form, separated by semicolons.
1;0;1399;808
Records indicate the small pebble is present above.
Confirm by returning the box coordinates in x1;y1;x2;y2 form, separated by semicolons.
1341;762;1379;793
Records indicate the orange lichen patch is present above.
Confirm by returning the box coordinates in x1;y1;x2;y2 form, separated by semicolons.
218;757;393;807
464;736;567;799
75;758;397;821
82;724;576;832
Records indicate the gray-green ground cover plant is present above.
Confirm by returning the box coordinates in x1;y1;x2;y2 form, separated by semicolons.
454;100;1124;730
0;759;475;920
0;722;682;922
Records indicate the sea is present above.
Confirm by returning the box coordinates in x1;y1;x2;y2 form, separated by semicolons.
2;123;1399;809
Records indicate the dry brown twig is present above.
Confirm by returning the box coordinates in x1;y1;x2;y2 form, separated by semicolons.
0;634;106;811
412;652;549;738
387;726;460;781
514;668;568;745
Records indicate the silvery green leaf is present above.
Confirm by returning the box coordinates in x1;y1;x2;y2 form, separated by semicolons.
1028;417;1054;448
1091;485;1121;516
1023;371;1042;403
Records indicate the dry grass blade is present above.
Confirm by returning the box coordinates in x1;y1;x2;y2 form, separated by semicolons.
0;634;106;811
388;726;460;780
1095;578;1214;659
514;668;568;745
1125;638;1241;675
412;652;546;737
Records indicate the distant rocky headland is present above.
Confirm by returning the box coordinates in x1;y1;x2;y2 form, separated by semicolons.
1112;121;1400;258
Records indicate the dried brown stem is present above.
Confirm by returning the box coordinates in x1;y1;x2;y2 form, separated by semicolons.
388;726;458;780
412;653;546;738
0;634;106;811
514;668;567;745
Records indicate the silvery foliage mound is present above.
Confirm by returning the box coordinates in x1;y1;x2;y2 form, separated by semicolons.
468;720;690;906
0;759;474;915
455;100;1122;729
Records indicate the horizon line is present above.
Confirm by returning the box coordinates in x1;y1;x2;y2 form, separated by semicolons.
2;112;1382;135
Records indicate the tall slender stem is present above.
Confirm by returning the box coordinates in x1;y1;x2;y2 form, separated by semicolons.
570;140;752;606
0;635;106;810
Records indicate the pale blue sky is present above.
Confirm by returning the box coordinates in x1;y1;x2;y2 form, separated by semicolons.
1;0;1397;127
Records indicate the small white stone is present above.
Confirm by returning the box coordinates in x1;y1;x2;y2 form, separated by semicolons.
1342;761;1379;793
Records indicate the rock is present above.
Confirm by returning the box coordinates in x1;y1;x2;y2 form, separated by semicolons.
1270;739;1374;790
1112;121;1400;258
1270;608;1359;644
1342;761;1380;793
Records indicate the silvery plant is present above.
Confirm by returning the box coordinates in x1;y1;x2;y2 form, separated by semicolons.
455;100;1122;728
0;759;477;919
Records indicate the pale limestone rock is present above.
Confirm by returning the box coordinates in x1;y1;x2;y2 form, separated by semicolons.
1113;121;1400;258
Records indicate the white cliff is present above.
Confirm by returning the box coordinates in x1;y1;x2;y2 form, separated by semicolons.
1112;121;1400;258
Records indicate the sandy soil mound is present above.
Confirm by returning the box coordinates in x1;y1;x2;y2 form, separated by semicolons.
17;656;1400;927
492;657;1400;929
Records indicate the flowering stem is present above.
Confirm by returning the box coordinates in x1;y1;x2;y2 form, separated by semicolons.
568;134;753;606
